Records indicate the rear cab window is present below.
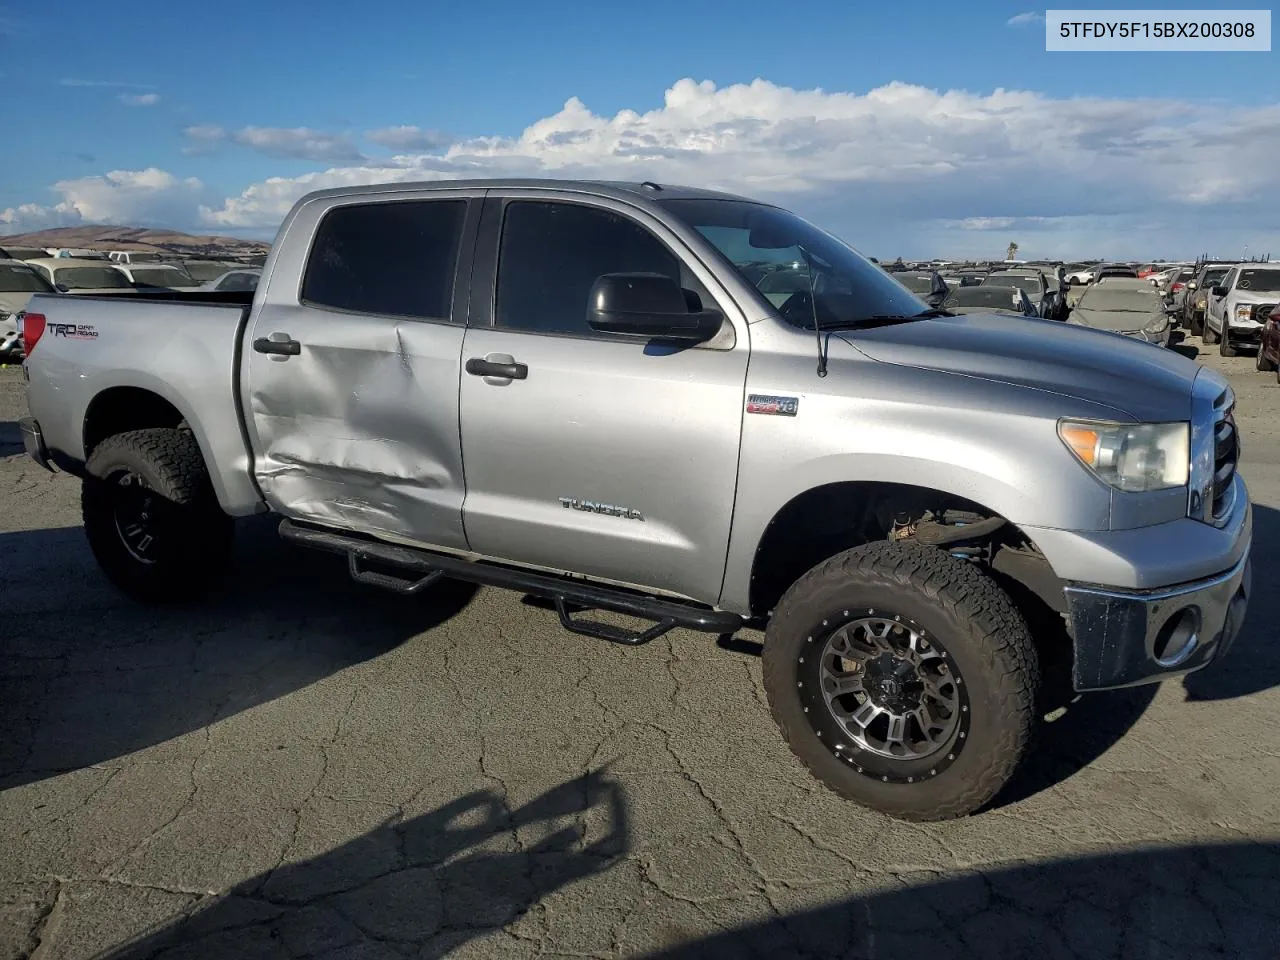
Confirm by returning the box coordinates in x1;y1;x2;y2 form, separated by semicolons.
301;199;467;321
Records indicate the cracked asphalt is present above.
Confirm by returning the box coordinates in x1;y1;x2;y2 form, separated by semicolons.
2;336;1279;959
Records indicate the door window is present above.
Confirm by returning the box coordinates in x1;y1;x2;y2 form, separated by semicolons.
494;201;692;337
301;199;466;321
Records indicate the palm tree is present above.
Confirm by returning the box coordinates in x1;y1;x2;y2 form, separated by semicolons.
1006;242;1019;261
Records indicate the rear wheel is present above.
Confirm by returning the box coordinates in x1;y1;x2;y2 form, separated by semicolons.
82;428;233;603
762;541;1039;821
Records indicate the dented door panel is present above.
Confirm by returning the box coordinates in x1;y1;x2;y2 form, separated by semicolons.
244;304;470;550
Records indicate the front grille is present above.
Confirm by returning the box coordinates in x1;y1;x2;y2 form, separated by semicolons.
1252;302;1277;322
1211;391;1238;521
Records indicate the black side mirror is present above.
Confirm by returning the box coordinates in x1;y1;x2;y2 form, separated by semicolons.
1210;285;1227;297
54;282;69;293
587;273;722;342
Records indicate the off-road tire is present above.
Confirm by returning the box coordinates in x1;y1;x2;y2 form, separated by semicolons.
82;428;233;603
762;540;1039;821
1219;330;1237;357
1256;345;1276;372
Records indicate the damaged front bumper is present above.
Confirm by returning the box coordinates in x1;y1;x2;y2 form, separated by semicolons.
1064;544;1251;692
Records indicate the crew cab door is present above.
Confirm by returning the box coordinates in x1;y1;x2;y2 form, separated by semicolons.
241;190;481;551
456;192;750;603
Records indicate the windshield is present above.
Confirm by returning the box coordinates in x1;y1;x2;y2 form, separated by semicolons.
1080;288;1160;311
943;286;1023;309
985;274;1043;294
0;263;54;293
657;198;930;327
1236;269;1280;293
897;275;936;294
130;267;191;287
1200;268;1228;285
55;266;131;289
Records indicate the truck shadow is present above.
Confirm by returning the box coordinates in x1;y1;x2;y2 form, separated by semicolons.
0;516;477;789
97;769;629;960
647;840;1280;959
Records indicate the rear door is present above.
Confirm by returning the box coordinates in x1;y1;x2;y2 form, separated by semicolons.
242;189;481;551
456;191;750;602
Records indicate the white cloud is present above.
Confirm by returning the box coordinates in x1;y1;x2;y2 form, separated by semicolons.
1007;12;1044;26
12;77;1280;257
230;126;365;163
0;168;204;234
119;92;160;106
60;78;151;89
366;125;454;151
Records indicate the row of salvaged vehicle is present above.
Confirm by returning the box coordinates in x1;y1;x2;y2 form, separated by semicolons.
1151;259;1280;364
0;249;264;357
884;264;1073;322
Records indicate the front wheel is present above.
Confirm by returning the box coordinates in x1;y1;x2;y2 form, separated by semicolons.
1219;330;1237;357
762;541;1039;821
1189;310;1204;337
82;428;233;603
1256;344;1276;372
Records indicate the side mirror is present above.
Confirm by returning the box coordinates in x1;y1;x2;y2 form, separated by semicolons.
1210;285;1227;298
54;282;70;293
587;273;722;342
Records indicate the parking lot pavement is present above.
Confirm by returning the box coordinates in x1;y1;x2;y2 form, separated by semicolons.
2;340;1279;960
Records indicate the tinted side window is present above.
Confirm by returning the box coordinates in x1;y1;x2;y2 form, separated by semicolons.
301;199;466;320
495;201;681;336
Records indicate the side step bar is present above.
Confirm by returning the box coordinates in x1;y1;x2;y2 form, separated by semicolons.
278;520;745;646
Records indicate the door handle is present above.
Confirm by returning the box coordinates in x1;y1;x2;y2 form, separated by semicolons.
465;357;528;380
254;335;301;357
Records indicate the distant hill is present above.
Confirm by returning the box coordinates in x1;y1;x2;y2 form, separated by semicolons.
1;225;269;257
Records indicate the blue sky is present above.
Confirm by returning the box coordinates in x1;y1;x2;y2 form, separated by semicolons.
1;0;1276;258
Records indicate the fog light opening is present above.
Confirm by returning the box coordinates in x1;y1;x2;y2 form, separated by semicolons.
1153;607;1201;668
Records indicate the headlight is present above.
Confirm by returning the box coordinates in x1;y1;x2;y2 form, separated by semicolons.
1058;420;1189;492
1195;296;1206;308
1234;304;1255;322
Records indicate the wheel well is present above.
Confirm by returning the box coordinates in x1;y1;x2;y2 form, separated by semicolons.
748;481;1073;698
83;387;186;457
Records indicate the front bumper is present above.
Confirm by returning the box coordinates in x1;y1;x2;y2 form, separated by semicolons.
1064;543;1251;691
19;417;53;472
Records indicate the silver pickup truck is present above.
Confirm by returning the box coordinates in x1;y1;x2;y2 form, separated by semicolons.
17;179;1252;821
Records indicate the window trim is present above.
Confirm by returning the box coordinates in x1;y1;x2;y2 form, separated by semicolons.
472;192;741;349
296;195;476;325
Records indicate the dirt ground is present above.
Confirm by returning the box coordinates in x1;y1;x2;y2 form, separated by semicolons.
2;333;1278;960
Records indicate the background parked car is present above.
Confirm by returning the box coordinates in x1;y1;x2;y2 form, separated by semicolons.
200;268;262;292
894;270;949;307
981;269;1064;319
1181;263;1233;336
0;258;55;358
1068;282;1171;346
940;284;1039;317
1203;263;1280;357
1256;303;1280;378
1163;266;1197;319
1064;263;1098;284
177;259;249;283
26;258;137;295
0;246;50;262
1091;264;1139;283
116;263;200;290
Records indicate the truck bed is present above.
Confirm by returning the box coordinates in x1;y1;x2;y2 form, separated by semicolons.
20;291;264;515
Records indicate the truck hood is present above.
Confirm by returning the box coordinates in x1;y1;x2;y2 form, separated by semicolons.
839;311;1197;421
1228;290;1280;303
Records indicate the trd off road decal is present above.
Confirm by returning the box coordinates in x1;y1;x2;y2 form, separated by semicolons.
49;323;98;341
746;394;799;416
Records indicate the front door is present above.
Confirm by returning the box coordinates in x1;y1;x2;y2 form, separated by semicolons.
457;194;750;603
243;191;480;551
